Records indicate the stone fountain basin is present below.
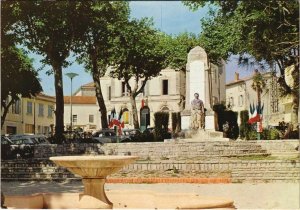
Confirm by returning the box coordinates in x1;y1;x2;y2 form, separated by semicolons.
49;155;139;177
4;191;235;209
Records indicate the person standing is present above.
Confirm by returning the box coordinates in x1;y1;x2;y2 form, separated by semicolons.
190;93;205;130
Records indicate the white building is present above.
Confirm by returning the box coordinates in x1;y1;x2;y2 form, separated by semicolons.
64;96;100;132
226;72;293;126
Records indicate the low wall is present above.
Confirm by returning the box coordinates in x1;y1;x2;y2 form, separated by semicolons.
2;141;299;183
32;141;271;160
1;158;299;183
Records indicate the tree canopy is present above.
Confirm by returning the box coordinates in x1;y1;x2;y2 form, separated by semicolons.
72;1;130;129
3;1;78;139
1;46;42;128
184;0;299;128
110;18;167;128
159;32;199;71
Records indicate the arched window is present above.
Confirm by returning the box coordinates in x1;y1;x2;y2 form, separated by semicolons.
161;106;169;112
122;108;129;124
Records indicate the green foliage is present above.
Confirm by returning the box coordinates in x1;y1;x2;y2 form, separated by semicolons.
171;112;181;134
154;112;170;141
73;1;129;74
3;1;78;138
184;0;299;128
159;32;199;70
213;104;239;140
212;103;226;131
110;18;168;128
239;110;252;139
1;45;42;128
71;1;129;129
261;128;280;140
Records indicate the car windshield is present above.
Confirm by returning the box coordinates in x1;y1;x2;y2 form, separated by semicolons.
1;136;12;144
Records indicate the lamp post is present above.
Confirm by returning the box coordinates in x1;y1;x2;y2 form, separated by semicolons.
66;72;78;132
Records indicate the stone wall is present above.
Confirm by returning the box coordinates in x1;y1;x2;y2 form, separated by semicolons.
2;141;299;182
1;159;299;182
32;141;272;160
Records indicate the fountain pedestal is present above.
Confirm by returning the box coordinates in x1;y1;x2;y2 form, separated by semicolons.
82;178;112;206
50;155;138;209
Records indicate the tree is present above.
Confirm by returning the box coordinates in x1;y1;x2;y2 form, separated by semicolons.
110;18;167;129
72;1;129;129
184;0;299;129
1;2;42;129
4;1;78;139
159;32;199;71
251;69;266;109
1;46;42;128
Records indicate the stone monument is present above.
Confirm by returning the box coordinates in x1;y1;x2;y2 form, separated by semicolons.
181;46;226;132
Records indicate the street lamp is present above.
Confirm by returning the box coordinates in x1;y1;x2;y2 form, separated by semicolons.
65;72;78;132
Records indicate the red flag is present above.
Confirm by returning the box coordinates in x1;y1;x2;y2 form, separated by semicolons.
248;114;261;124
109;120;114;128
141;99;145;108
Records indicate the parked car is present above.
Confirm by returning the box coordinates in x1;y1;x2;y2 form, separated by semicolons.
30;135;51;144
92;129;118;144
9;135;38;145
121;129;142;142
1;135;34;159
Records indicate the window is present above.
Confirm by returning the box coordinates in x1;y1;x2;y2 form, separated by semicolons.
108;86;111;100
238;95;244;106
89;115;94;123
25;124;34;133
38;104;44;116
161;106;169;112
48;105;53;117
228;97;234;107
162;80;168;95
12;99;21;114
73;115;77;123
123;108;129;124
27;102;33;114
122;81;128;96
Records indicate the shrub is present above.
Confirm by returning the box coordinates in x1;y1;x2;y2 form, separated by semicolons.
171;112;181;134
213;103;226;132
154;112;169;141
261;128;280;140
224;110;239;140
213;104;239;140
239;110;252;139
247;130;258;140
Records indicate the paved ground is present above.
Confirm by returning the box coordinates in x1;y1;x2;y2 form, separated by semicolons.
1;181;299;209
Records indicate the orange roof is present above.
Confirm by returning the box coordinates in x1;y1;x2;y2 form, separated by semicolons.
82;81;95;88
64;96;96;104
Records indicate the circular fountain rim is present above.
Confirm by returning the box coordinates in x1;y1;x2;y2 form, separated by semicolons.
50;155;139;161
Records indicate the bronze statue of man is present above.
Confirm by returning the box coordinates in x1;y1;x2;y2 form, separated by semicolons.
191;93;205;130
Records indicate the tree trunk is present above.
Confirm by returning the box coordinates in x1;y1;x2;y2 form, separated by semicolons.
257;88;261;108
1;101;13;129
91;60;108;129
130;95;139;129
53;62;64;140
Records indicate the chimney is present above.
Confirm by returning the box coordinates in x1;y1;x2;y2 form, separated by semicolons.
234;72;239;81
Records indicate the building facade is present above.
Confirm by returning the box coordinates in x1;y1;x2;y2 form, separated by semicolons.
64;96;101;132
226;72;293;127
68;47;226;131
1;93;55;135
71;68;186;131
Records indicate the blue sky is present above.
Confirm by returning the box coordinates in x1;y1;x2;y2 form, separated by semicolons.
32;1;253;96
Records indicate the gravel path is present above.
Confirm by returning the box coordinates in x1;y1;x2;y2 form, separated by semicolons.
1;181;299;209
